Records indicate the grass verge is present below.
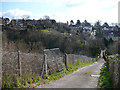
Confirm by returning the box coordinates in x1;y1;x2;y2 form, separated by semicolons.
98;62;113;88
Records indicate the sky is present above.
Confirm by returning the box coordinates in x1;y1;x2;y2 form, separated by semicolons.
0;0;119;24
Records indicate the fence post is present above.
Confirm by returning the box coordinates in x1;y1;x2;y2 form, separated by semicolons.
18;50;22;81
65;53;68;70
73;55;74;64
44;54;47;75
41;56;45;76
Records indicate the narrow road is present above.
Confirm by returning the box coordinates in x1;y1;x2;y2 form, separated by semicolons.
36;58;105;88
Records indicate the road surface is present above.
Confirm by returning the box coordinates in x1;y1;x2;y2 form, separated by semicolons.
36;58;105;88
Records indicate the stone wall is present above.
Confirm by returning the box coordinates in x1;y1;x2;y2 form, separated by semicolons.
107;55;120;88
2;51;44;76
44;48;64;74
66;54;97;65
2;48;64;76
2;49;96;77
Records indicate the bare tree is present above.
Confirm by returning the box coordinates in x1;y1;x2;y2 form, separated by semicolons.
21;15;30;20
43;15;50;20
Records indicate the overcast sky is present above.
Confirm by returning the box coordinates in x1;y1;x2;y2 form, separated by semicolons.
0;0;119;24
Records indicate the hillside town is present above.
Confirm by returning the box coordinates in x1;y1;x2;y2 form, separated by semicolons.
0;17;120;41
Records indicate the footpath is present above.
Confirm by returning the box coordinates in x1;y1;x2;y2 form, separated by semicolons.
36;58;105;88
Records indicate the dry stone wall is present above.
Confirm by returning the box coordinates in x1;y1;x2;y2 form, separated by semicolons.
44;48;64;74
2;48;65;76
2;48;97;77
66;54;97;65
107;55;120;88
2;51;44;76
2;51;19;75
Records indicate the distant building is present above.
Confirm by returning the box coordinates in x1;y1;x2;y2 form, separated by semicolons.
2;18;10;25
90;30;96;39
102;25;118;31
103;28;120;41
83;26;92;33
71;25;80;30
10;19;26;28
26;19;37;25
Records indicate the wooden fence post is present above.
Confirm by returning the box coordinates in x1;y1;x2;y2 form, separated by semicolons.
65;53;68;70
73;55;74;64
18;50;22;81
44;54;47;75
41;57;45;76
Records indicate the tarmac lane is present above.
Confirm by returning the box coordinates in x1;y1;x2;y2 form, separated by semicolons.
36;58;105;88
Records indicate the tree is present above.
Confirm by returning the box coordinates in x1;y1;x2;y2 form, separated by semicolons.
43;15;50;20
94;21;103;38
3;18;10;25
21;15;30;20
67;21;69;25
103;38;109;47
102;22;109;27
107;42;119;55
94;21;101;27
84;20;87;24
76;20;81;26
51;19;56;24
87;39;101;57
70;20;74;25
82;20;91;27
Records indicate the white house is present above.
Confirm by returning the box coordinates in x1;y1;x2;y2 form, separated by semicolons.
90;30;96;39
83;26;92;33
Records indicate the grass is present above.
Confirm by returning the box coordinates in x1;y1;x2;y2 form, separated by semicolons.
98;63;113;88
41;29;49;32
2;60;95;89
2;74;13;88
2;73;42;89
41;28;52;32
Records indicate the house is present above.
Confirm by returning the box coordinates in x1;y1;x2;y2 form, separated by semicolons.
90;30;96;39
104;29;120;41
108;32;114;40
104;30;113;40
83;26;92;33
26;19;37;25
10;19;26;28
103;25;119;40
113;31;120;41
70;24;81;31
2;18;10;25
102;26;118;31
